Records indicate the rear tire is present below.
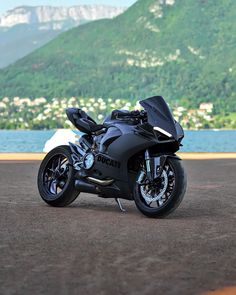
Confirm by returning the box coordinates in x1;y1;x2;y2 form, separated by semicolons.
37;145;79;207
133;157;187;218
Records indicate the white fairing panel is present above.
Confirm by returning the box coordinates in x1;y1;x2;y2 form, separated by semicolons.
43;129;79;152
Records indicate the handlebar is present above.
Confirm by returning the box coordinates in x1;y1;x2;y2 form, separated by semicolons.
116;110;147;119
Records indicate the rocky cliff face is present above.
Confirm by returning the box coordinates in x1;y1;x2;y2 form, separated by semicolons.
0;5;126;29
0;5;126;68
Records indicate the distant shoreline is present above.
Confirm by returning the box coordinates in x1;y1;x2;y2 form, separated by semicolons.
0;128;236;131
1;153;236;161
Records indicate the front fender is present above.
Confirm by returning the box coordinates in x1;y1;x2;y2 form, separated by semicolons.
165;154;181;161
151;154;181;179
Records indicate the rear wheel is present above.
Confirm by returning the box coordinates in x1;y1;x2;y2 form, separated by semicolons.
37;145;79;207
133;157;187;218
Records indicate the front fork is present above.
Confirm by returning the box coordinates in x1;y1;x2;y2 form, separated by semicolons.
143;149;168;182
144;149;152;180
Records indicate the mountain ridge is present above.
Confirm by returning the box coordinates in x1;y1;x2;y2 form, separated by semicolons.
0;5;125;68
0;0;235;113
0;5;125;28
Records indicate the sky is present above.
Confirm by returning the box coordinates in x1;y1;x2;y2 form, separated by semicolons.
0;0;137;14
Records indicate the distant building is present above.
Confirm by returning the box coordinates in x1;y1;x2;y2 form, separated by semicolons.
176;106;186;112
199;103;213;113
188;110;196;115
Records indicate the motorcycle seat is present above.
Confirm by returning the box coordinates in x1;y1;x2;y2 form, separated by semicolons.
66;108;104;134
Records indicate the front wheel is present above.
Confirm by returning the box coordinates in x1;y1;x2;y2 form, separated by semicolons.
133;157;187;218
37;145;79;207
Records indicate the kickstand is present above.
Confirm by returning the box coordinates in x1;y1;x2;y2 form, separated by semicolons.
115;198;126;212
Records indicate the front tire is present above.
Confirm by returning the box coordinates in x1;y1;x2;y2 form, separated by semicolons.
37;145;79;207
133;157;187;218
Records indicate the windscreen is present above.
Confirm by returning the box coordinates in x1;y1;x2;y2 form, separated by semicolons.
139;96;177;140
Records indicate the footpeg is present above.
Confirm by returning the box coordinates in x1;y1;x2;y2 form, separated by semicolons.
115;198;126;212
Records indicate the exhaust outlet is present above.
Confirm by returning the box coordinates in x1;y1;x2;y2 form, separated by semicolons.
74;179;100;194
87;177;114;186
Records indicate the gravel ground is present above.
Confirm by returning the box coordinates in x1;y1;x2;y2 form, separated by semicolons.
0;160;235;295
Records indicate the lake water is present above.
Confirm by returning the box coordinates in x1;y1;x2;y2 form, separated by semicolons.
0;130;236;152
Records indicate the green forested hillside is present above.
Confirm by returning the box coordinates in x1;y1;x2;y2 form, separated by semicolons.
0;0;235;113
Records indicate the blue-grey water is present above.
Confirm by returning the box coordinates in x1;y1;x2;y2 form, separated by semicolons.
0;130;236;152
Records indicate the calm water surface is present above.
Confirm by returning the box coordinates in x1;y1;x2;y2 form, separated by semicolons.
0;130;236;152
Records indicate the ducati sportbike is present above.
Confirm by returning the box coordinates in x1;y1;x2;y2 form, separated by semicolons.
37;96;187;218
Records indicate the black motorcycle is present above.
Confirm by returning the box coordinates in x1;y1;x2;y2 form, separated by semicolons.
37;96;187;218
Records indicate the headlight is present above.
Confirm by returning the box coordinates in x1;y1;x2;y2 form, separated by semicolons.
83;153;95;169
153;126;172;138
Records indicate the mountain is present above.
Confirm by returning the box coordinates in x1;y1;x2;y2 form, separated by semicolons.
0;5;125;68
0;5;125;28
0;0;235;113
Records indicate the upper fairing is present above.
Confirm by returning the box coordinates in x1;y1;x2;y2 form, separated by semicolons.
140;96;178;140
